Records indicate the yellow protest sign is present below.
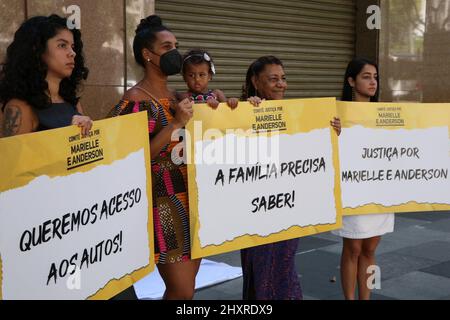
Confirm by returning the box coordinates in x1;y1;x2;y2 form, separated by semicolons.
338;101;450;215
0;112;154;300
186;98;342;259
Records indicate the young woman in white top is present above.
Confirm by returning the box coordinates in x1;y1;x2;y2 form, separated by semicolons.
333;57;395;300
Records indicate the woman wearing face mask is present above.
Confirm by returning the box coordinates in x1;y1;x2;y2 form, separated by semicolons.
108;15;198;300
0;15;92;138
332;57;394;300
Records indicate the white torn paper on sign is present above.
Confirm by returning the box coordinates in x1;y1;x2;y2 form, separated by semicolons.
194;129;337;248
0;150;150;300
339;126;450;209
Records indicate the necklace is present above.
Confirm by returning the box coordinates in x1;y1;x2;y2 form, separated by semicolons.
46;92;64;104
137;80;177;110
144;79;178;101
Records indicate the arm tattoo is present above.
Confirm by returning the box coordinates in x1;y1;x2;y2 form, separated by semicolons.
2;106;22;137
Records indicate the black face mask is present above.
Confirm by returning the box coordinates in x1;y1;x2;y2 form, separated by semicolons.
152;49;182;76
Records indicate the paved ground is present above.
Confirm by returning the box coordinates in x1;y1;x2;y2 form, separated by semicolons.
194;211;450;300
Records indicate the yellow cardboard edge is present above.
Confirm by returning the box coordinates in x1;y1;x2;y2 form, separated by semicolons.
0;112;155;300
187;98;343;259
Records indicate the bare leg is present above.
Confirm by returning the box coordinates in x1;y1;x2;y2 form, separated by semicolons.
340;238;363;300
157;258;202;300
357;236;381;300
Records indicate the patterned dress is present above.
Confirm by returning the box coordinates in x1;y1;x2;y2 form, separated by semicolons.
241;239;303;300
187;90;217;103
109;98;191;264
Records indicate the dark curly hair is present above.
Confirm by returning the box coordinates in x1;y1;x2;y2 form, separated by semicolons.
133;15;172;67
241;55;284;100
0;14;89;111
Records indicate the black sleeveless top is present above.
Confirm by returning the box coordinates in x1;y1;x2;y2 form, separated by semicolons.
35;102;80;132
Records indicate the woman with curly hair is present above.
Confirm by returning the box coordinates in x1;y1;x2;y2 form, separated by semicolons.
0;14;92;137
